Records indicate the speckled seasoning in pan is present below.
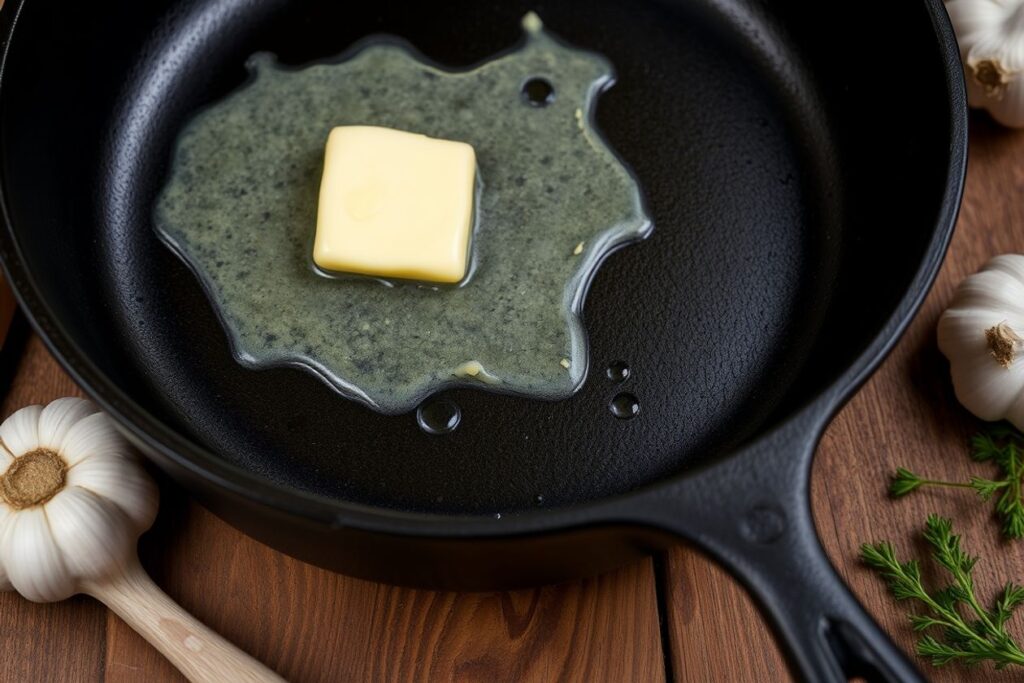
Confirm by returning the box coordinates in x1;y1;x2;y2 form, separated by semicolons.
155;13;651;414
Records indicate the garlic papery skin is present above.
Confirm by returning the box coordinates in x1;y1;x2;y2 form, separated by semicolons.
946;0;1024;127
938;255;1024;428
0;398;158;602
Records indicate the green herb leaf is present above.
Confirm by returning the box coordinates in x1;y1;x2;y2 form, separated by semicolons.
863;517;1024;669
994;583;1024;629
891;468;924;497
909;614;946;631
891;425;1024;541
970;477;1008;501
932;586;962;612
998;491;1024;539
972;433;1004;463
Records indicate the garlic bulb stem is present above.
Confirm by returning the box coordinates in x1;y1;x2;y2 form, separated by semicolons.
83;556;283;683
986;322;1022;368
973;60;1013;98
947;0;1024;126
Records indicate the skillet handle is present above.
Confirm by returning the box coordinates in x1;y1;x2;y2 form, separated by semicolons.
625;422;925;682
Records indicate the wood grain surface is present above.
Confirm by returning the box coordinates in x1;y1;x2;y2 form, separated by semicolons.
809;116;1024;682
1;116;1023;682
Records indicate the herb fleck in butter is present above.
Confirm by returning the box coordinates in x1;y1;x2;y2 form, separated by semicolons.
155;13;652;414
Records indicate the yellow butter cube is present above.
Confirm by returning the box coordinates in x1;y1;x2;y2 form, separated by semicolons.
313;125;477;283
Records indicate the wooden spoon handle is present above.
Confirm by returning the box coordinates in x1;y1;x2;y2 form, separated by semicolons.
84;556;284;683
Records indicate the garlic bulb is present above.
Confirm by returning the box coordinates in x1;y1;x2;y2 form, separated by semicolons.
0;397;157;601
0;398;283;682
938;255;1024;427
946;0;1024;127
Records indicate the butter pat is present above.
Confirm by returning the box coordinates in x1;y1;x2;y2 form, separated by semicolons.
313;125;476;283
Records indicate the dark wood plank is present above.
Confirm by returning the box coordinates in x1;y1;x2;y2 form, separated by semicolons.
812;117;1024;682
0;341;667;681
0;594;106;683
664;547;788;681
664;117;1024;680
125;490;666;682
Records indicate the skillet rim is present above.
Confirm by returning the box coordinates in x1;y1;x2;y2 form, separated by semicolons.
0;0;967;537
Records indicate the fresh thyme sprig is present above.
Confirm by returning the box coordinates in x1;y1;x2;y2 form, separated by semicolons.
862;515;1024;669
889;426;1024;540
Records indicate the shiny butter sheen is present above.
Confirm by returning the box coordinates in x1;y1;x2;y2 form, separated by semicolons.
313;126;477;284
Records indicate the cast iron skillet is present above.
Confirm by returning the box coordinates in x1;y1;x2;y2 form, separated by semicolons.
0;0;966;680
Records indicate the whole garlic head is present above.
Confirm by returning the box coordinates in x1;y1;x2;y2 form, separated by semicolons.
938;255;1024;428
946;0;1024;127
0;398;158;602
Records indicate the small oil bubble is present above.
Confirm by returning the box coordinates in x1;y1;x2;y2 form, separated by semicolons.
609;392;640;420
494;513;503;519
416;398;461;435
522;77;555;107
606;361;630;383
535;495;545;505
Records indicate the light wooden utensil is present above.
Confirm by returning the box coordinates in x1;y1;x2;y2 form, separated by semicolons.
83;556;285;683
0;387;284;682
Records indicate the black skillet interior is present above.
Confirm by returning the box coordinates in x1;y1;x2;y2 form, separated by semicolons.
1;0;952;519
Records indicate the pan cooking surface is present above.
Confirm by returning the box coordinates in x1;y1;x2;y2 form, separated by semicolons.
2;0;953;517
152;16;654;416
95;0;838;515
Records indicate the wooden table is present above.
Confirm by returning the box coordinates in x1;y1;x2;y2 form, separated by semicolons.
2;115;1024;682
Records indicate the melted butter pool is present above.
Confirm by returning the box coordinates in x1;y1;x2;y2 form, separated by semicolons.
155;13;652;415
